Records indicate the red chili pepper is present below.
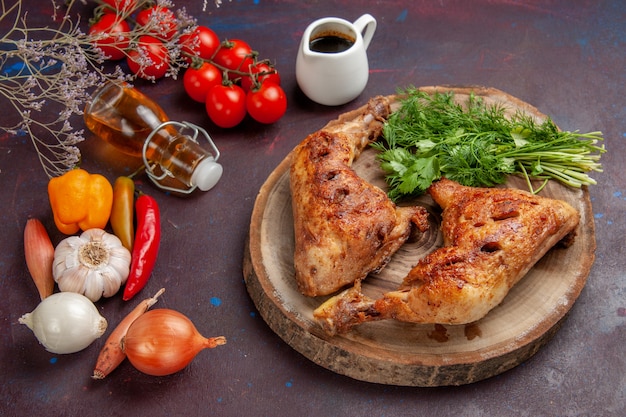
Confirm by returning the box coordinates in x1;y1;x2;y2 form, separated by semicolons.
123;193;161;301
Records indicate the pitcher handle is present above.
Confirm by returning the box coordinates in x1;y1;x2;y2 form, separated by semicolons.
352;14;377;50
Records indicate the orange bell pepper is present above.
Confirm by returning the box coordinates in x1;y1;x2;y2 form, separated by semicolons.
48;168;113;235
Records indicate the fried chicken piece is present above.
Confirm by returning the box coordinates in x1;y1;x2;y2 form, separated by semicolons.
290;97;429;297
314;178;580;335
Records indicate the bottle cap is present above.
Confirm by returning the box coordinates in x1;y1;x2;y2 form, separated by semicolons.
191;158;223;191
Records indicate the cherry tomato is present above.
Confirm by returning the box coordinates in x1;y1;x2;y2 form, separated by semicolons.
206;84;247;128
101;0;137;14
179;25;220;63
213;39;255;79
246;82;287;124
183;62;223;103
136;6;178;41
88;13;131;61
240;61;281;92
126;35;170;80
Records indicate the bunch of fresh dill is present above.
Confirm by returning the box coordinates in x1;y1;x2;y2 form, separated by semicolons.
372;87;605;201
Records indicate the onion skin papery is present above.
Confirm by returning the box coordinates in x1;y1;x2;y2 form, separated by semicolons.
19;292;107;354
92;288;165;380
121;309;226;376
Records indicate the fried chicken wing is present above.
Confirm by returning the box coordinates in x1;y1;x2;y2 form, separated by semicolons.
314;178;580;334
290;97;429;297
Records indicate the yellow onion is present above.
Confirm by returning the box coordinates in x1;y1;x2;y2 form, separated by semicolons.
121;309;226;376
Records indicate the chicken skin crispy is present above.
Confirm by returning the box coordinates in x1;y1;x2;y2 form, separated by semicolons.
314;178;580;335
290;97;429;297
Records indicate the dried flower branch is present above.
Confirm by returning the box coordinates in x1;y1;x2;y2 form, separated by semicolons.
0;0;130;178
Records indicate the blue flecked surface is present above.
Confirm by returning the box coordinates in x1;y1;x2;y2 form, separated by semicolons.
0;1;624;416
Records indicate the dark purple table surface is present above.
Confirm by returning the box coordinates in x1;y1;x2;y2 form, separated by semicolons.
1;1;624;416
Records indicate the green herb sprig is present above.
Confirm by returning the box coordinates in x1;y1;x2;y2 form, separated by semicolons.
372;87;605;201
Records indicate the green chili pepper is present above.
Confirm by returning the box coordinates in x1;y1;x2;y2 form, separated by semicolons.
110;176;135;251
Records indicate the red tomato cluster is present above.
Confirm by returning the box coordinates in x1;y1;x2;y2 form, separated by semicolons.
182;38;286;128
89;0;286;127
89;1;180;79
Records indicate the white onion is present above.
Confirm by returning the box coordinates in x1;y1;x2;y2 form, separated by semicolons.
19;292;108;354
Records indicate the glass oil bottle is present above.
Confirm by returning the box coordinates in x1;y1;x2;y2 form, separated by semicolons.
84;81;222;193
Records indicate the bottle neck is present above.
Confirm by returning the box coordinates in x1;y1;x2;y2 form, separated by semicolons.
144;125;183;160
145;128;213;189
142;121;223;193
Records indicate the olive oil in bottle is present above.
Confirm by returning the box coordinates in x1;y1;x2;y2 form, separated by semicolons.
84;82;222;192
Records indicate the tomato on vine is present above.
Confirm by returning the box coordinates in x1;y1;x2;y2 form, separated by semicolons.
89;13;131;61
246;82;287;124
213;39;255;79
126;35;170;80
179;25;220;63
206;84;247;128
136;6;178;41
183;62;223;103
240;61;281;93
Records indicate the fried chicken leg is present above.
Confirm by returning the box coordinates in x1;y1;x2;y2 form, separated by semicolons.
314;178;580;335
290;97;429;297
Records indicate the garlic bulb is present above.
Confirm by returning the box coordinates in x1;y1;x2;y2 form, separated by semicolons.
19;292;108;354
53;228;131;302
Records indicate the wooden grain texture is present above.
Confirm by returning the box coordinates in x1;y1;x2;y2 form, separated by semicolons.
243;86;596;386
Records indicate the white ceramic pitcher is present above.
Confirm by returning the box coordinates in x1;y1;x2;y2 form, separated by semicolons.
296;14;377;106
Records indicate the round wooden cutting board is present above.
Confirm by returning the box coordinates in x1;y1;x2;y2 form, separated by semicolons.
242;86;596;387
